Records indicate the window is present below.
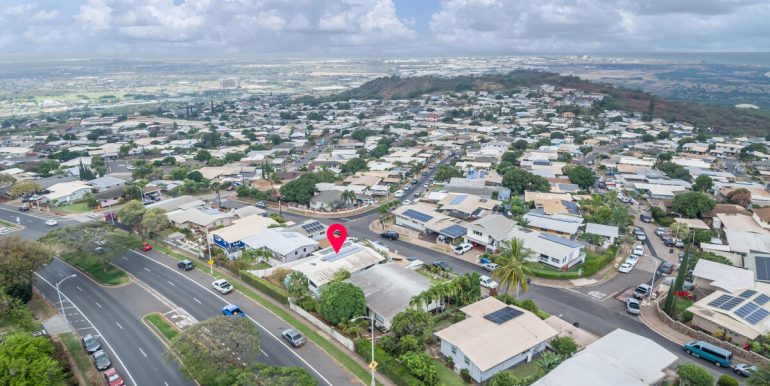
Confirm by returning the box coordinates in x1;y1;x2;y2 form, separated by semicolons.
295;251;298;255
303;248;306;252
472;230;483;236
451;345;457;355
464;356;470;365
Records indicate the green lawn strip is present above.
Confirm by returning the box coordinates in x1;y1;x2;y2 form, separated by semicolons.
60;332;101;385
149;244;377;385
58;202;92;213
433;359;465;386
508;360;542;379
145;313;179;341
152;243;196;261
60;253;129;286
0;219;18;228
228;280;378;386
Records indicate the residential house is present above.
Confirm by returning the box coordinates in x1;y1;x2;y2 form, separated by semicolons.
687;282;770;346
242;230;319;263
753;207;770;231
392;203;469;242
533;329;677;386
435;297;558;383
86;176;126;192
465;214;519;252
43;180;92;205
285;243;385;295
437;193;500;220
167;207;236;232
522;211;582;238
345;263;433;331
94;186;127;208
584;223;620;245
309;190;344;211
211;215;278;258
285;220;328;241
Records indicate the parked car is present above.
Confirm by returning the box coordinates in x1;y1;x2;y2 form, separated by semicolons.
640;214;652;223
394;190;404;198
626;298;641;315
255;201;267;208
222;304;245;317
632;245;644;256
403;184;412;190
281;328;306;348
103;368;124;386
625;255;639;267
663;276;696;291
479;275;498;289
401;199;412;205
177;259;194;271
142;242;153;251
633;284;652;299
432;261;449;270
212;279;233;294
81;334;101;353
482;263;499;271
436;234;448;243
674;239;685;248
636;233;647;241
657;261;674;276
453;243;473;255
19;203;29;211
380;231;399;240
92;350;112;371
683;340;733;367
733;364;757;377
45;219;58;226
617;262;633;273
655;227;667;236
663;237;675;247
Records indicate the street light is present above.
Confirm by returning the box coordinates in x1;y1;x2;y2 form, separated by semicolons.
56;274;77;326
351;315;376;386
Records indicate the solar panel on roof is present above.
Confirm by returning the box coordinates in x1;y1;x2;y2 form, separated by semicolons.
755;294;770;306
735;302;759;318
320;245;363;262
449;195;467;205
538;233;582;248
720;297;744;310
707;294;733;308
739;290;757;298
747;308;770;325
301;221;325;233
440;224;467;239
402;209;433;223
483;307;523;325
755;256;770;283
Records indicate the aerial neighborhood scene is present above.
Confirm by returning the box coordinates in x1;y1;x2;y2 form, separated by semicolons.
2;1;770;386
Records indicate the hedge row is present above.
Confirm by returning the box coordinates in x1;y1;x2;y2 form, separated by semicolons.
354;339;422;386
527;246;619;280
239;271;289;305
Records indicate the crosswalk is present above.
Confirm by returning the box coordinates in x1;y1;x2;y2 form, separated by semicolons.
0;226;15;234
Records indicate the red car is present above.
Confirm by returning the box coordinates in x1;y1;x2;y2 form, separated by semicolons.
142;243;153;251
103;368;124;386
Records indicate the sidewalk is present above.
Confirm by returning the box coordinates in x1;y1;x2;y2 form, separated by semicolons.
639;298;691;347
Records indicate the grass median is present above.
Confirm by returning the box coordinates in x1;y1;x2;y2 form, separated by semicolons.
60;332;102;385
60;252;129;286
145;313;179;341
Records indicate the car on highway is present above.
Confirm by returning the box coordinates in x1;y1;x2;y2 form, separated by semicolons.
482;263;499;271
625;255;639;267
632;245;644;256
433;261;449;270
212;279;234;294
19;203;29;211
177;259;195;271
655;227;667;236
633;284;652;299
281;328;306;348
640;213;652;223
626;298;641;315
222;304;245;317
453;242;473;255
103;368;125;386
92;350;112;371
617;262;633;273
380;231;399;240
45;219;58;226
81;334;101;353
479;275;498;289
733;364;757;377
657;261;674;276
142;242;153;251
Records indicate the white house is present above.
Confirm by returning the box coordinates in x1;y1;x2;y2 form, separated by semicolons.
435;297;558;383
44;181;92;204
285;242;385;295
242;229;319;263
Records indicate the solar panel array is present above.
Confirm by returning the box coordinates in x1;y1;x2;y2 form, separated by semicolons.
402;209;433;223
440;224;467;239
301;221;325;234
483;307;523;325
320;244;363;262
735;302;759;318
755;256;770;283
707;295;734;308
538;233;582;248
720;297;744;310
747;309;770;325
739;290;758;298
755;294;770;306
449;195;467;205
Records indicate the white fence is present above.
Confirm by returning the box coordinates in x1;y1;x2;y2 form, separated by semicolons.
288;303;354;352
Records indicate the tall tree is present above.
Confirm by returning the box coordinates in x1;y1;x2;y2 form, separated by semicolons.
726;188;752;208
502;168;550;195
565;165;595;190
672;192;716;218
117;200;146;234
317;281;366;325
0;333;64;385
492;238;533;299
0;237;51;302
692;175;713;192
10;181;41;198
141;208;169;236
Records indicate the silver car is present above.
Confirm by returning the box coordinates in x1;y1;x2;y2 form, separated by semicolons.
626;298;641;315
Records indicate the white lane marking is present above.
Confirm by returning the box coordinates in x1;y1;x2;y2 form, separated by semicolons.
138;347;147;357
75;327;97;331
167;280;175;287
34;273;138;386
165;382;169;386
120;256;128;260
193;297;202;304
76;286;83;292
128;250;334;386
143;267;151;272
261;349;269;357
58;272;64;277
115;322;124;330
95;302;102;309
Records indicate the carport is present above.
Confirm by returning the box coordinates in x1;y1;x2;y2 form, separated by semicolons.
435;224;467;244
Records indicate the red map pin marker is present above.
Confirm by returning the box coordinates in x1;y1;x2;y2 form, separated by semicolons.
326;223;348;253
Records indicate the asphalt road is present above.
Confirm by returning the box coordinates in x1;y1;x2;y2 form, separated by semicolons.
0;204;79;239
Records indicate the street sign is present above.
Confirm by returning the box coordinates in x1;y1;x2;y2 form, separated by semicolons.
208;259;214;265
368;361;378;371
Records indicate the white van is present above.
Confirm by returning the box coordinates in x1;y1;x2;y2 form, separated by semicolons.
394;190;404;198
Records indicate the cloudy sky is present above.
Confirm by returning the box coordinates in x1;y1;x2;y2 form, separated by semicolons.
1;0;769;56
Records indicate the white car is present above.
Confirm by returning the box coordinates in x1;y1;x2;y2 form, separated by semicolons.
632;245;644;256
212;279;233;294
479;275;498;289
625;255;639;267
393;190;404;198
482;263;499;271
45;219;58;226
453;243;473;255
401;199;412;205
617;262;633;273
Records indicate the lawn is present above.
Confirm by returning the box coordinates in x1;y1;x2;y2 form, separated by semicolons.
58;202;93;213
508;360;543;380
145;313;179;341
60;252;129;286
416;269;449;285
60;332;101;386
253;261;271;270
434;359;465;386
0;219;18;228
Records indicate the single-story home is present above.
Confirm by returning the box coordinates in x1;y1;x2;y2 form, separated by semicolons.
435;297;558;383
167;206;236;232
44;180;93;204
242;229;319;263
687;282;770;346
87;176;126;192
584;223;620;244
211;215;278;258
285;242;385;295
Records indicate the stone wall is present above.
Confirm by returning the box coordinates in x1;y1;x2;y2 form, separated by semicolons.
289;302;355;351
654;299;769;365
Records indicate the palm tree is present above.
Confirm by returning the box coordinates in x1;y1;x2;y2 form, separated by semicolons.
748;364;770;385
492;238;533;300
340;190;357;208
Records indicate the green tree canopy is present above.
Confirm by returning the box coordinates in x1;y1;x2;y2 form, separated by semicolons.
0;237;51;302
434;165;463;182
502;168;550;195
0;332;64;386
676;363;714;386
692;175;713;192
341;158;368;174
391;309;432;339
657;162;692;181
672;192;716;218
565;165;595;190
317;281;366;325
141;208;169;236
118;200;146;233
399;352;439;386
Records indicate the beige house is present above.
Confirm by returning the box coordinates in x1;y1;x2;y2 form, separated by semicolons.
687;282;770;346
